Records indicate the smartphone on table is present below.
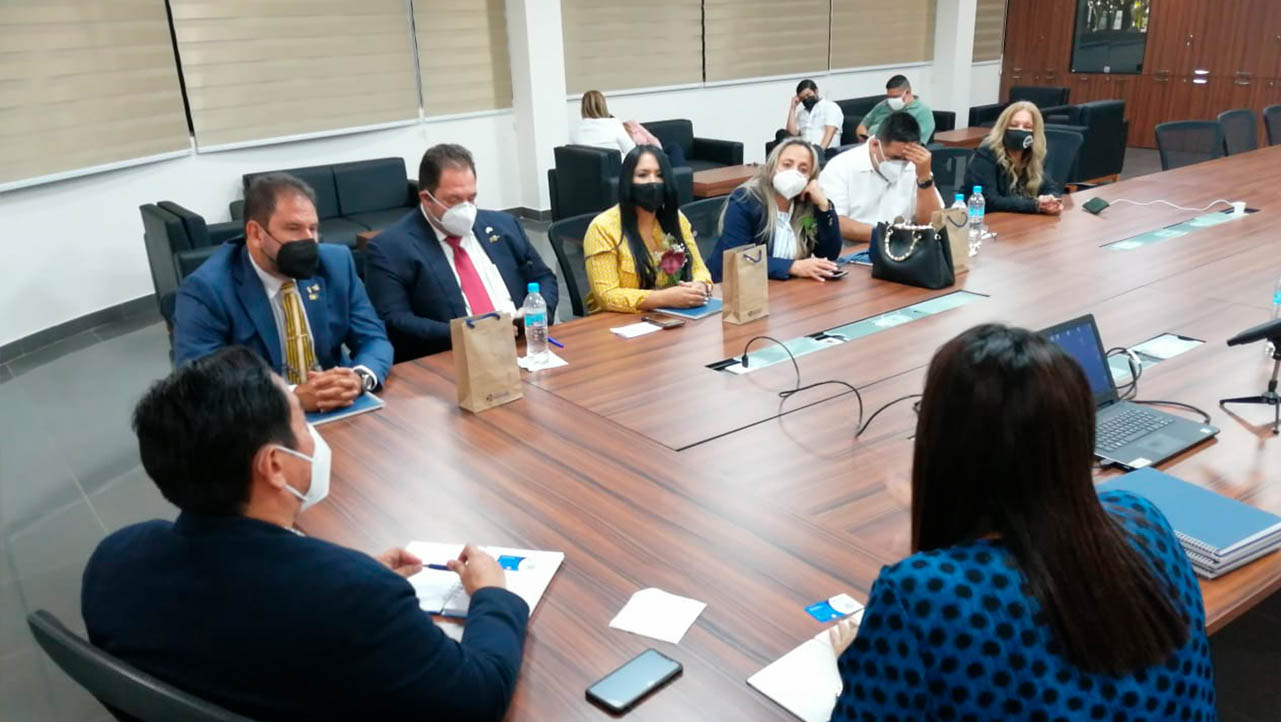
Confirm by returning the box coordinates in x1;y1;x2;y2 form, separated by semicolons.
640;315;685;329
585;648;683;714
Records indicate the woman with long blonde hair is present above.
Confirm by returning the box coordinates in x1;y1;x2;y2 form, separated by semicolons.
963;101;1063;215
708;138;841;282
572;90;637;156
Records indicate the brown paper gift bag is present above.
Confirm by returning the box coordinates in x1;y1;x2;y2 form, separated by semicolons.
931;207;970;274
722;244;769;325
450;312;523;413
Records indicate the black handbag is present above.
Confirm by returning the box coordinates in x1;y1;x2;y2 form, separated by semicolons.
869;220;956;290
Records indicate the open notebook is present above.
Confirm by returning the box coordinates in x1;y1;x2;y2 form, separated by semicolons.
747;622;856;722
405;542;564;619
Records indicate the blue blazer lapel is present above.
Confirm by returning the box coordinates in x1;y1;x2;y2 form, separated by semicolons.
234;247;284;371
471;216;524;305
297;277;330;367
412;211;468;318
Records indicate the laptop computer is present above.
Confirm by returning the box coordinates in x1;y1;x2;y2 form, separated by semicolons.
1040;314;1218;469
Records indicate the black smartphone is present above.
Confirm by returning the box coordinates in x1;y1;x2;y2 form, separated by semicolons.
585;649;683;714
640;315;685;329
1082;197;1110;215
829;269;849;280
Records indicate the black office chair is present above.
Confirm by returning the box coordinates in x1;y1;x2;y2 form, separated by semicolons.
1266;105;1281;147
930;148;975;205
1043;129;1086;189
1154;120;1226;171
546;213;597;318
27;610;255;722
678;196;729;265
1217;109;1258;155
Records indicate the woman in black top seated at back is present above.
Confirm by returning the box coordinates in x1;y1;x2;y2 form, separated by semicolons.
963;101;1063;215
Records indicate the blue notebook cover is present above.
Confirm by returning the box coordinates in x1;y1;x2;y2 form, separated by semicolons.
654;297;723;320
1098;468;1281;557
305;392;384;426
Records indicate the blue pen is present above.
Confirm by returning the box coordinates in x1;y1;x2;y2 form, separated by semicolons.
427;563;451;572
547;336;565;349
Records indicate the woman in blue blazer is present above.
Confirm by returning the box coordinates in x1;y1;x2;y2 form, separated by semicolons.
708;138;842;283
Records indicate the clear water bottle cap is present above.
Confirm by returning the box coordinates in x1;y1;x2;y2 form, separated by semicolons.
972;186;982;194
527;282;539;294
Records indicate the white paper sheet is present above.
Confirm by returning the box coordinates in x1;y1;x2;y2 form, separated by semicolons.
747;627;846;722
405;542;564;619
610;322;663;339
1131;334;1202;361
608;588;706;644
517;350;568;371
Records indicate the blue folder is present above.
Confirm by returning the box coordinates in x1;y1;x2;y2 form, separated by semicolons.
1098;468;1281;558
654;297;723;320
305;392;385;426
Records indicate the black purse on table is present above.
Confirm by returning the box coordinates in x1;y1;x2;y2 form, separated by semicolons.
869;219;956;290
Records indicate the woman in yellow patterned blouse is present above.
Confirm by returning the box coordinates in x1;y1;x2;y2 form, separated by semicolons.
584;145;713;313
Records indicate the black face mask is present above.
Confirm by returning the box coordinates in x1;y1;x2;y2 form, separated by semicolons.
1003;129;1034;151
266;233;320;279
801;96;819;111
631;182;665;212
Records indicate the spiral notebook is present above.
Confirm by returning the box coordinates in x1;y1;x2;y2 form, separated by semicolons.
1097;468;1281;577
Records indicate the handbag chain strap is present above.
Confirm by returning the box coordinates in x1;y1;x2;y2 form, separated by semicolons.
882;222;933;263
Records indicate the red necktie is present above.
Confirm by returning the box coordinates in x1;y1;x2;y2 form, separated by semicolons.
444;235;495;315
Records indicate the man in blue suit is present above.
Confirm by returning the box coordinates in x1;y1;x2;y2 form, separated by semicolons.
83;347;529;721
365;144;558;361
173;173;393;411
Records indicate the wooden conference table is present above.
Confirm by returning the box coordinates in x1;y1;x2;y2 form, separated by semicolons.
303;147;1281;721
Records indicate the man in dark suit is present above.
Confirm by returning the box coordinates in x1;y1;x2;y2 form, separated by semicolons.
172;173;393;412
82;347;528;721
365;144;558;361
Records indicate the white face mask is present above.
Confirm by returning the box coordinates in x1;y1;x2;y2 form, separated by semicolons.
872;141;908;182
887;95;908;111
275;424;331;511
771;168;809;200
426;191;478;237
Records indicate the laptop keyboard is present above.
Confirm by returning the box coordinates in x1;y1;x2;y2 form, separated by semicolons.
1097;408;1174;452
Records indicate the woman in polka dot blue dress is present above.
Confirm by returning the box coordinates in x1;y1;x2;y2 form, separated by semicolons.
831;324;1215;722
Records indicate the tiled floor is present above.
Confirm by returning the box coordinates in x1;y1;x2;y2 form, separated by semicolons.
2;206;1276;721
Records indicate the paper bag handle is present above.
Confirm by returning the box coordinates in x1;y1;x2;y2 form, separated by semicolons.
743;249;764;263
465;312;503;327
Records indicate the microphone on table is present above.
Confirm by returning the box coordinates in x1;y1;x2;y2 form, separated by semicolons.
1226;318;1281;347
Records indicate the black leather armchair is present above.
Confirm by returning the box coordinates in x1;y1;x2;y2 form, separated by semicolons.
140;201;242;327
932;110;956;138
642;119;743;171
1053;100;1127;183
547;144;694;221
835;95;885;145
230;158;418;274
968;86;1071;128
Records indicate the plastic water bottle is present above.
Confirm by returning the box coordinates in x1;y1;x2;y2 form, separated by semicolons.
967;186;986;256
522;282;548;363
1267;276;1281;358
951;193;966;210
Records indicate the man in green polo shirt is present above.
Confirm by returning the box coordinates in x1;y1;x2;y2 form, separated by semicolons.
856;75;936;144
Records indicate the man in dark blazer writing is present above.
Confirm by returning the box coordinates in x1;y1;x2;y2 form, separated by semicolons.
365;144;558;361
82;347;529;721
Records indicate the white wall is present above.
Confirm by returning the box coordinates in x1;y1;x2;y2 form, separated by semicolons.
0;112;518;347
970;61;1003;107
565;64;937;165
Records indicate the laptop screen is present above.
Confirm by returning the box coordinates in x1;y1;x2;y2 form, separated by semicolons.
1039;314;1117;405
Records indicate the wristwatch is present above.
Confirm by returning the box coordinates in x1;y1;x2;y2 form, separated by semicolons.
354;367;377;392
917;175;936;189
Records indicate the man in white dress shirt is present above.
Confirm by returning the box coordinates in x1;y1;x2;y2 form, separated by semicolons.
819;111;943;242
363;145;559;361
777;79;845;151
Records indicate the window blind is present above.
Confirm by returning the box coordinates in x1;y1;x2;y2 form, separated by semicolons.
169;0;420;150
414;0;512;115
704;0;830;83
0;1;190;189
973;0;1006;62
830;0;937;70
561;0;702;94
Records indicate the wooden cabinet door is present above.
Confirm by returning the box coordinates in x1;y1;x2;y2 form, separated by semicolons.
1257;2;1281;79
1001;0;1035;99
1131;74;1178;147
1041;0;1076;87
1145;0;1208;77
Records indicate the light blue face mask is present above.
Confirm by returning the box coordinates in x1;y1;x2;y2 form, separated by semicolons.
274;424;330;511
